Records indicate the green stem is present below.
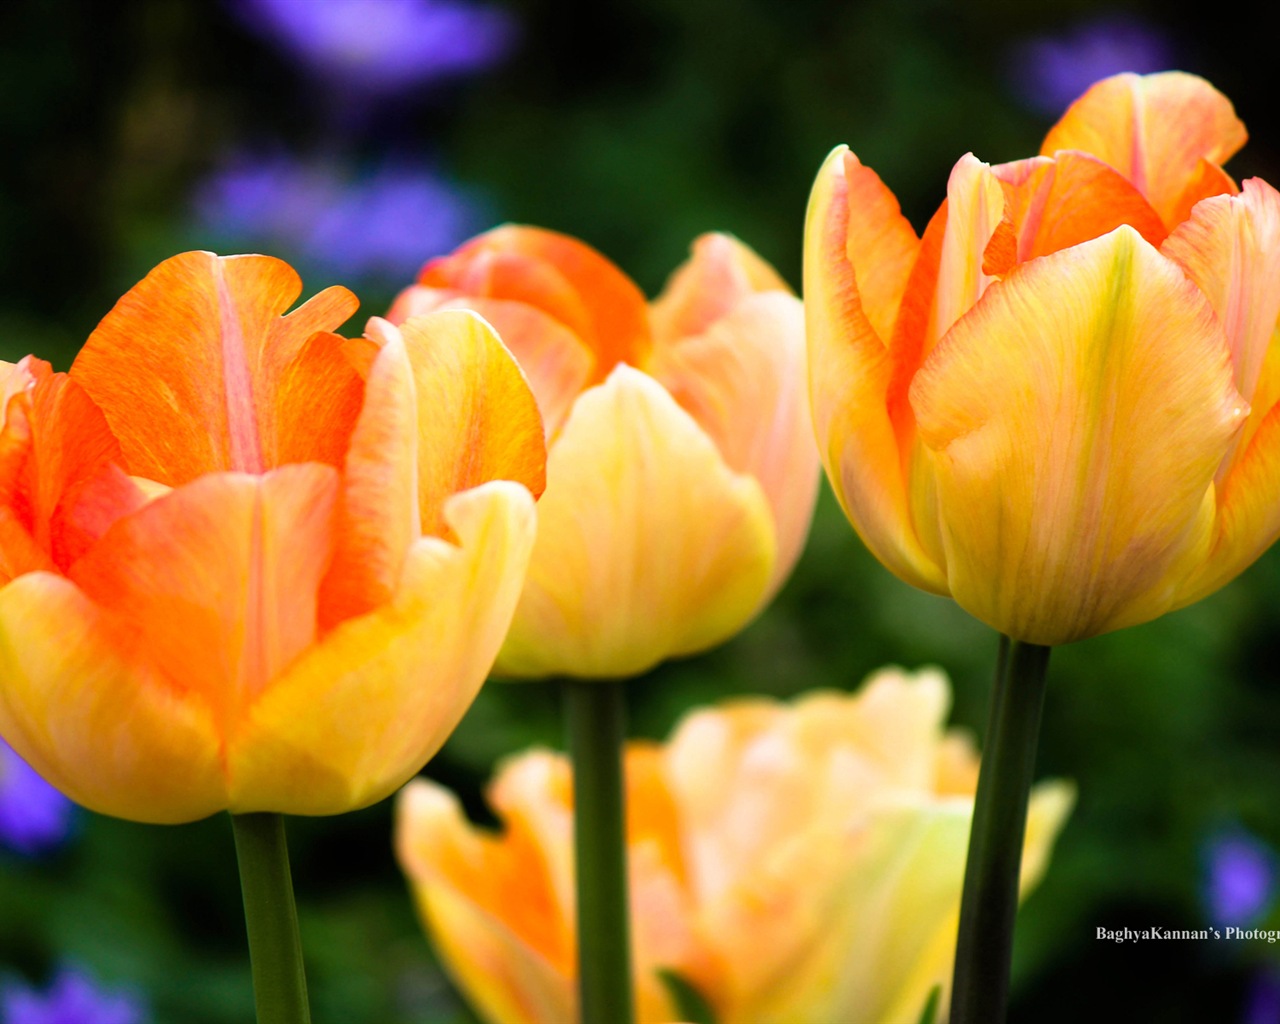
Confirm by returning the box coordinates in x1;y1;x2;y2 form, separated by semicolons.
563;680;635;1024
231;812;311;1024
949;636;1051;1024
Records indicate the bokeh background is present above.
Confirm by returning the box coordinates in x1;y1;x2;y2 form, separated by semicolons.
4;0;1280;1020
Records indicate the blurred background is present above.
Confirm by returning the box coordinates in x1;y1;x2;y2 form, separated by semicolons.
4;0;1280;1020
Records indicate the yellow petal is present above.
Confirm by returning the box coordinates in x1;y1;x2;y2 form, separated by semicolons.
911;226;1246;643
388;287;594;438
0;572;225;823
228;480;536;814
651;291;819;596
372;311;546;538
927;153;1007;353
1040;71;1246;228
495;366;776;679
876;780;1076;1024
803;146;947;593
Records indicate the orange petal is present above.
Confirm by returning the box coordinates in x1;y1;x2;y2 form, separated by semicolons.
911;226;1246;644
495;366;776;678
228;481;536;813
420;225;652;378
803;147;947;593
1040;71;1246;228
0;571;226;823
68;465;340;733
71;251;358;483
651;291;819;596
833;152;921;346
990;151;1168;263
388;287;593;437
650;232;792;345
369;311;546;538
395;778;575;1024
318;334;421;628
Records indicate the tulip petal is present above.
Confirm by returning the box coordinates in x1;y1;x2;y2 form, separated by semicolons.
371;312;546;538
804;147;947;592
395;779;575;1024
876;780;1076;1024
69;465;340;731
1177;400;1280;607
419;225;652;378
0;572;225;823
1160;178;1280;449
650;232;792;345
989;151;1168;268
388;287;593;437
928;154;1007;353
911;226;1246;643
71;251;358;483
228;480;536;814
651;291;818;595
318;334;421;628
1040;71;1246;228
496;365;776;678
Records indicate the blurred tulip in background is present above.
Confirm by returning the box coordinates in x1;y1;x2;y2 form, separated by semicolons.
396;667;1074;1024
391;227;820;678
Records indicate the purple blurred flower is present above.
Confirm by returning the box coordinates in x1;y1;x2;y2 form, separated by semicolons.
1204;828;1278;928
1;966;147;1024
1008;14;1176;115
0;738;74;856
192;154;484;281
232;0;516;98
1244;967;1280;1024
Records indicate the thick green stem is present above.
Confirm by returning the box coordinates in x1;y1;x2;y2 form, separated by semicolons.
231;812;311;1024
949;636;1051;1024
563;680;635;1024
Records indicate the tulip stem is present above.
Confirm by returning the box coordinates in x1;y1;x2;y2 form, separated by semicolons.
563;679;635;1024
949;635;1051;1024
231;812;311;1024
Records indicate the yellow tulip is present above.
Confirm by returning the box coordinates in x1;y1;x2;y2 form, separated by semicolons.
390;227;819;678
806;71;1280;644
0;252;545;823
395;668;1074;1024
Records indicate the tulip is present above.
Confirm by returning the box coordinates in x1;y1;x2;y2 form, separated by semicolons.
805;70;1280;646
395;667;1074;1024
390;226;819;679
0;250;545;825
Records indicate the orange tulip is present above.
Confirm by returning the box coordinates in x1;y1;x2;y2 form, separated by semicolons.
390;227;819;678
395;668;1074;1024
806;71;1280;644
0;251;545;824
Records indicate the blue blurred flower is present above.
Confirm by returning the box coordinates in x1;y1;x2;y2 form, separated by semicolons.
191;154;485;282
1204;827;1278;929
1008;14;1175;115
0;738;74;856
232;0;516;98
1;966;147;1024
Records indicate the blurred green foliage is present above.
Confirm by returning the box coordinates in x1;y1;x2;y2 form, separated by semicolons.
4;0;1280;1021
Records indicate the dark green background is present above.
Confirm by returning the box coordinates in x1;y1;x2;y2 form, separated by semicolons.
3;1;1279;1020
